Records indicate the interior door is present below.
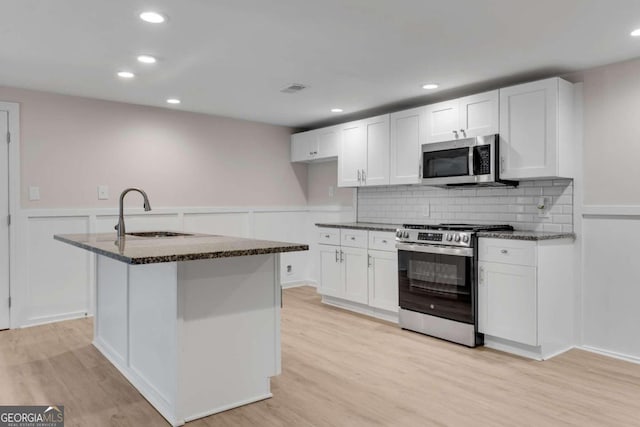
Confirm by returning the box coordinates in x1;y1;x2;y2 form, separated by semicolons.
0;110;9;330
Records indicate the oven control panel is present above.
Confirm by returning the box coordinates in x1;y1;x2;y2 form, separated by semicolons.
395;229;473;247
417;232;443;242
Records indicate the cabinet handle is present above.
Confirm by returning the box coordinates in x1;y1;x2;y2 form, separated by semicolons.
453;130;459;138
500;249;508;254
381;240;388;244
460;129;466;137
479;267;484;284
325;234;330;238
335;249;339;262
350;236;356;241
368;254;372;268
362;169;366;183
340;250;344;263
357;169;361;182
500;156;505;174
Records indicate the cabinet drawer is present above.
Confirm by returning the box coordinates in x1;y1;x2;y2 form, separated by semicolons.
340;229;368;248
478;238;537;266
368;231;397;252
316;228;340;245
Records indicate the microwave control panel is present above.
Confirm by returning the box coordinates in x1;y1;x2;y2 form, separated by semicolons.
473;145;491;175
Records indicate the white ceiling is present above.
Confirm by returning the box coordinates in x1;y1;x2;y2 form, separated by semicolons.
2;0;640;128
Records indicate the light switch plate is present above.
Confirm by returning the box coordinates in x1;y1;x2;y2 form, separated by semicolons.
28;186;40;201
98;185;109;200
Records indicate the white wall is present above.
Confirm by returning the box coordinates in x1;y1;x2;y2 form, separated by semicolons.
578;58;640;362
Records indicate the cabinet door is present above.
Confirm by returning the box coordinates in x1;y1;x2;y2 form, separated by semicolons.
338;121;366;187
319;244;343;298
390;107;425;185
459;90;499;138
317;125;340;158
425;100;460;143
291;131;315;162
368;249;398;313
341;246;368;304
362;115;390;186
478;261;538;346
499;78;558;179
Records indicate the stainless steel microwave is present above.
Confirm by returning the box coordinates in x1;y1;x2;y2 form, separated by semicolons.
421;135;517;187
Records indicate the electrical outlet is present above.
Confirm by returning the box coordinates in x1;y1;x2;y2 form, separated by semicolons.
537;197;551;218
421;203;430;217
286;265;293;276
98;185;109;200
28;186;40;201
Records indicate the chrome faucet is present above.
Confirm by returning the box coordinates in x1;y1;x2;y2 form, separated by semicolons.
115;188;152;238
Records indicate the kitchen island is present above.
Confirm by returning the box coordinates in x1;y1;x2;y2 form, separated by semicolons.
54;232;308;426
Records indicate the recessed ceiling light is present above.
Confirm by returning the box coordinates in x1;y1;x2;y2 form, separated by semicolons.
631;28;640;36
331;108;343;113
139;11;166;24
422;83;439;90
117;71;135;79
137;55;157;64
166;98;181;105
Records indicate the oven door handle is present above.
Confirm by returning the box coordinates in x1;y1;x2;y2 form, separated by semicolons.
395;243;474;257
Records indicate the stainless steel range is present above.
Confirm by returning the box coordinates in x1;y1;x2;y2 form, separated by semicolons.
395;223;513;347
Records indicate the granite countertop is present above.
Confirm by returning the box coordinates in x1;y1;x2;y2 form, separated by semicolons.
477;230;576;241
315;222;402;232
54;232;308;265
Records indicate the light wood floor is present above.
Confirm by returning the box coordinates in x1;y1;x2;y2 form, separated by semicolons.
1;286;639;426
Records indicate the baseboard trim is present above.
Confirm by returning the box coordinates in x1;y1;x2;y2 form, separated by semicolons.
321;295;398;324
579;345;640;365
20;311;89;328
281;281;316;289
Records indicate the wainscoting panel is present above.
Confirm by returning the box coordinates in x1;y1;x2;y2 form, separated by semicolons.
24;216;91;326
582;213;640;360
183;212;251;238
13;206;353;328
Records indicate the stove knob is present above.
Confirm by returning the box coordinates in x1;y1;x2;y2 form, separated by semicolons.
396;230;402;238
446;233;453;242
404;231;410;238
462;234;469;243
454;234;461;242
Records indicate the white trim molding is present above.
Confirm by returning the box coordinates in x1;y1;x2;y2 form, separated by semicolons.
580;345;640;365
582;205;640;217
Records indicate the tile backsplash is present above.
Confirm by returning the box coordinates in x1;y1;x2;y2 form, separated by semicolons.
357;179;573;232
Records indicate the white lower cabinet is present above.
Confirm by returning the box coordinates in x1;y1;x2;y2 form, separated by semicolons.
478;262;537;346
477;237;574;360
368;249;399;313
317;228;398;321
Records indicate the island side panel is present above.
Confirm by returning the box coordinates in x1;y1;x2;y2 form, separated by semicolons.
95;255;129;366
176;253;281;422
128;262;179;414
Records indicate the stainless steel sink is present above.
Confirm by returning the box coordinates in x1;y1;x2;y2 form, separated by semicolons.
126;231;194;238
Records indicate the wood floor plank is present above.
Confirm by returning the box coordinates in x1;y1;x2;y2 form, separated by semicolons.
0;286;639;426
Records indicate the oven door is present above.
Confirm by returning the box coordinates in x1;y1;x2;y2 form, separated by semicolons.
397;243;475;324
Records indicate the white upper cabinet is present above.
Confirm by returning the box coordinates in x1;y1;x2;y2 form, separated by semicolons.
290;125;340;162
389;106;426;185
363;115;390;186
338;115;390;187
338;120;366;187
425;99;459;143
499;77;574;179
459;90;499;138
425;90;499;143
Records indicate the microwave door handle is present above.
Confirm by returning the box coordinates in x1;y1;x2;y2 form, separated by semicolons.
468;146;474;177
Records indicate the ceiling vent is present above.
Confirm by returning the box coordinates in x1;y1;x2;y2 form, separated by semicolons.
281;83;307;94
